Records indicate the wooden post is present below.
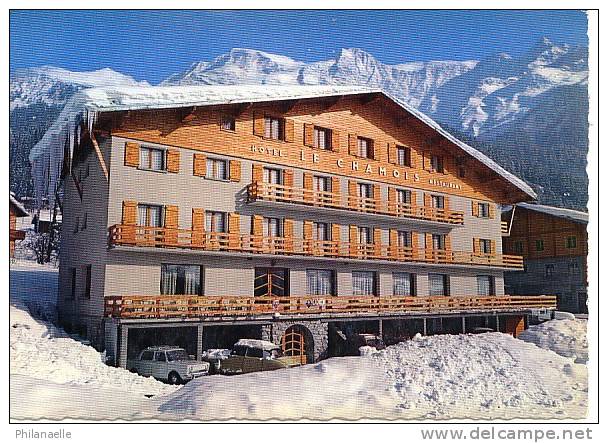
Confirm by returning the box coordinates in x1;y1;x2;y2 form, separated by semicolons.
118;325;129;369
378;319;383;338
461;317;466;334
422;318;427;336
196;324;204;361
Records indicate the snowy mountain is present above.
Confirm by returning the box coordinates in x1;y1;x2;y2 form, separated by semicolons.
10;39;589;209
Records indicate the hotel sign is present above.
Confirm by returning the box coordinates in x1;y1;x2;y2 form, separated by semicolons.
250;144;462;190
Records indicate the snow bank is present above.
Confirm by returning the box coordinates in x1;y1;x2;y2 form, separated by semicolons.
10;264;176;420
518;319;588;363
157;333;587;421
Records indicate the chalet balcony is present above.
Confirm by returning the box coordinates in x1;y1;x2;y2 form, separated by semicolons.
247;181;465;225
108;224;524;269
104;294;557;320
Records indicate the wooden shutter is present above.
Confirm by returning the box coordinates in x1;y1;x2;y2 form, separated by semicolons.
331;223;341;242
166;149;180;173
304;123;315;147
253;111;265;136
348;180;358;208
348;133;358;156
283;219;294;251
331;129;341;152
121;201;138;244
164;205;179;245
303;221;314;253
331;176;341;205
489;203;496;219
444;234;452;251
490;240;497;255
192;208;205;247
443;196;450;211
229;160;241;182
473;238;480;254
228;213;240;249
252;163;264;183
388;143;397;164
471;201;479;217
283;169;294;187
388;187;396;212
425;233;433;248
193;153;207;177
423;151;432;171
349;225;359;256
424;193;432;207
442;155;451;175
284;119;295;142
303;172;313;202
411;232;419;259
389;229;398;258
372;184;381;211
252;215;263;236
124;142;140;167
373;228;382;256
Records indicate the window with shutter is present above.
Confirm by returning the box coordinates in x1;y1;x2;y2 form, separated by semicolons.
139;146;166;171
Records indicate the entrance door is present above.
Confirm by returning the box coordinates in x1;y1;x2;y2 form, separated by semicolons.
254;268;288;297
282;326;307;365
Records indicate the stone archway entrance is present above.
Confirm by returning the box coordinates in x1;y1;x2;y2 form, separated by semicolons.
281;325;314;364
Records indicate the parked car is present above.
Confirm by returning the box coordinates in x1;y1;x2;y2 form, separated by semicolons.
127;346;210;384
201;348;232;374
219;339;296;375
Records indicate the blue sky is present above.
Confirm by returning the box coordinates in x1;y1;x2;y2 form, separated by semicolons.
10;10;588;84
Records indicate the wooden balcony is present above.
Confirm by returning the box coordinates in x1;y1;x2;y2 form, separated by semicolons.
108;224;524;269
247;182;465;225
104;294;557;320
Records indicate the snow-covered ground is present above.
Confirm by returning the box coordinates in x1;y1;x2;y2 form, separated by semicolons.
519;318;588;364
10;261;588;421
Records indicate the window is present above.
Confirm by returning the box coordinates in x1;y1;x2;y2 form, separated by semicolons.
264;217;282;237
264;116;284;140
263;167;282;185
205;158;228;180
140;146;166;171
431;155;444;173
359;226;372;244
155;352;167;362
566;236;577;249
429;274;449;296
396;146;411;167
220;116;236;131
352;271;377;296
357;137;374;159
69;268;77;299
432;234;446;250
431;195;445;209
138;204;163;227
314;175;331;193
568;261;579;275
314;222;330;241
479;239;492;254
358;183;373;199
476;275;495;296
393;272;415;296
205;211;226;233
84;265;91;299
140;351;154;361
307;269;335;295
398;231;412;248
247;347;264;358
514;241;524;254
545;264;555;277
314;127;332;150
478;203;490;218
160;264;202;295
396;189;412;205
535;239;545;251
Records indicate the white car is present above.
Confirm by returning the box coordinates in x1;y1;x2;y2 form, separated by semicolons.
127;346;209;384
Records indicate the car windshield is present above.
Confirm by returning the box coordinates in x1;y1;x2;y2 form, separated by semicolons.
166;349;189;361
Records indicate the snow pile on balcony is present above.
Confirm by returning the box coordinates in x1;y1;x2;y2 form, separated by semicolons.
10;263;176;419
158;332;587;421
518;319;588;363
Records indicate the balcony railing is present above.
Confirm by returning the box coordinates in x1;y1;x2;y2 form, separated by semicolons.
108;224;524;269
104;294;557;320
247;182;465;225
501;221;509;235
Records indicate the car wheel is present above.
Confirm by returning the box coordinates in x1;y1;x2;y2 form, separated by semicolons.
168;371;182;385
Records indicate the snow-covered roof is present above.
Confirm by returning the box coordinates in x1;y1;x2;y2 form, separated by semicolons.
517;203;588;224
30;84;536;205
234;339;280;351
10;194;28;217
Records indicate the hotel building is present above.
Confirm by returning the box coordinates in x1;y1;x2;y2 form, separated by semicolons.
53;86;556;366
